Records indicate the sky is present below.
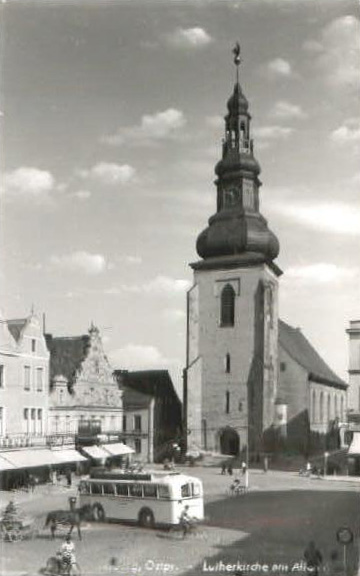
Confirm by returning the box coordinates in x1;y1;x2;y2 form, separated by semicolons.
0;0;359;397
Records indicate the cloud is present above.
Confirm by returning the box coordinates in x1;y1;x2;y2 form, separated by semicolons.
2;167;55;203
51;251;108;275
253;125;294;140
103;108;186;146
302;39;323;53
205;115;223;128
284;263;358;285
122;275;191;295
81;162;135;185
265;58;293;78
74;190;91;200
314;16;360;91
273;201;360;235
108;344;175;370
270;100;307;120
330;118;360;146
162;308;186;322
166;27;213;49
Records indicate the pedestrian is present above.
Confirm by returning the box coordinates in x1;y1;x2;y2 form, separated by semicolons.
241;461;247;475
66;468;72;488
28;474;36;493
263;455;268;473
304;540;322;576
221;463;226;475
227;464;233;476
306;461;312;477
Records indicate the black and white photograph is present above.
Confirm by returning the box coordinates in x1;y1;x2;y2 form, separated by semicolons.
0;0;359;574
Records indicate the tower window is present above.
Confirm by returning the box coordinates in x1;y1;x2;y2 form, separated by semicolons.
280;362;286;372
220;284;235;327
225;391;230;414
31;339;36;353
225;354;231;373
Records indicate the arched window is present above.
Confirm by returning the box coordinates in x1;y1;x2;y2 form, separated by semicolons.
319;392;324;423
221;284;235;327
225;353;231;373
225;391;230;414
312;390;316;423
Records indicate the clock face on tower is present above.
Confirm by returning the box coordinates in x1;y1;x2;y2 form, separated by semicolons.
223;187;239;208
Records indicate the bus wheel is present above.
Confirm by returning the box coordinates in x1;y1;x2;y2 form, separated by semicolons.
139;508;154;528
92;503;105;522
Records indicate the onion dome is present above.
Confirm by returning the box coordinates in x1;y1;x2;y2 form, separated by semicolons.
194;44;280;268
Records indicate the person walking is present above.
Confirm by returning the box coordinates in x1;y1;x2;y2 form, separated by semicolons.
263;455;268;473
304;540;322;575
241;461;247;475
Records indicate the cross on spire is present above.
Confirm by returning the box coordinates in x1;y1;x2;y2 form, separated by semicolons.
232;42;241;83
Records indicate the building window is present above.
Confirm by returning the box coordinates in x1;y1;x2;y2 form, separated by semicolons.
31;408;36;420
201;418;207;449
123;415;127;432
134;438;141;454
312;390;316;423
36;368;44;392
24;366;31;390
341;396;345;421
280;362;286;372
319;392;324;423
0;365;4;388
31;339;36;353
225;391;230;414
327;394;331;422
24;408;28;420
0;407;4;435
238;401;243;412
134;415;142;432
220;284;235;327
225;353;231;373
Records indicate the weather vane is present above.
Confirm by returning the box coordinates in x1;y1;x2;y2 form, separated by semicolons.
232;42;241;83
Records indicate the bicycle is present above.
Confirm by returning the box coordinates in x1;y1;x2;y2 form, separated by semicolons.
227;480;247;496
168;518;204;540
44;553;81;575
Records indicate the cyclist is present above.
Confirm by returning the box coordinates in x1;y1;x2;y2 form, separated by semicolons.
60;534;76;572
179;505;193;538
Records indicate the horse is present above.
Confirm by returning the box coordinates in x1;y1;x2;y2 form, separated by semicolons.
44;505;91;540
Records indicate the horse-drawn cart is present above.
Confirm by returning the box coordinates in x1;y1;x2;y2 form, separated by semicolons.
0;500;38;542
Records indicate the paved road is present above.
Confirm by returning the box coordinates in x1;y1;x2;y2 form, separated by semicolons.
1;469;359;576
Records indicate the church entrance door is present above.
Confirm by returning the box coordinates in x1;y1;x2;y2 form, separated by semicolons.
219;427;240;455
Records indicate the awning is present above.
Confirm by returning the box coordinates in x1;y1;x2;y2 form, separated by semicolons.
1;449;61;469
103;443;135;456
51;449;87;464
0;454;15;471
348;433;360;454
81;446;110;460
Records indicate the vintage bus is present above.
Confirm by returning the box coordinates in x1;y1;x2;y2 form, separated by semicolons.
78;470;204;528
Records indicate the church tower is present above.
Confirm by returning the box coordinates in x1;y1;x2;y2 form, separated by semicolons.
185;45;281;456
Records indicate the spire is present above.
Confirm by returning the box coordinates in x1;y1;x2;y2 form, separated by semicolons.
194;45;280;269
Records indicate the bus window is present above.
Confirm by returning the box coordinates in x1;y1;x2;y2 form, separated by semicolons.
91;482;103;495
143;484;157;498
181;484;191;498
157;484;170;499
192;483;201;496
129;483;143;498
116;484;129;497
103;483;115;495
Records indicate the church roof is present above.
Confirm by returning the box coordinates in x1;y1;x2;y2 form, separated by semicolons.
7;319;28;342
45;334;90;385
279;320;347;389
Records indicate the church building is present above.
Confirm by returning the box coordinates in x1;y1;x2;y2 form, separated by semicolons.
184;46;347;458
185;46;281;456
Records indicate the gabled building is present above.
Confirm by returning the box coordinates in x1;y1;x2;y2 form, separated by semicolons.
0;311;49;444
115;370;182;463
46;324;123;439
